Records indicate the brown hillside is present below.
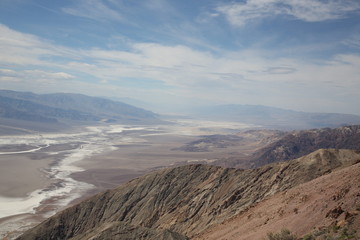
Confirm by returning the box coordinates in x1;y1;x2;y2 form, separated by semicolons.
17;149;360;240
196;153;360;240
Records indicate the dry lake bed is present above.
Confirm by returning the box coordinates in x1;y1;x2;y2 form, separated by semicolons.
0;119;255;239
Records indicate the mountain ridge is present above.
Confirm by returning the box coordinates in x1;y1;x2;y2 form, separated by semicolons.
0;90;161;132
17;148;360;240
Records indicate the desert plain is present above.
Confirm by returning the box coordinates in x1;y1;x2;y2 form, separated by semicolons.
0;119;256;238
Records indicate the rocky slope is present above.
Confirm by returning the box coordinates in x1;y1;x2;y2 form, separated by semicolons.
17;149;360;240
196;153;360;240
251;125;360;167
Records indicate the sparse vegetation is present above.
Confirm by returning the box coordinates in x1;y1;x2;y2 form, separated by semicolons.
355;202;360;211
332;224;340;233
303;226;358;240
301;233;315;240
293;208;299;214
338;228;356;239
267;229;297;240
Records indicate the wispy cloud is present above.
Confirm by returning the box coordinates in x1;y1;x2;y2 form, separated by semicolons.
62;0;123;22
215;0;360;26
141;0;175;12
342;34;360;49
264;67;297;74
0;24;78;66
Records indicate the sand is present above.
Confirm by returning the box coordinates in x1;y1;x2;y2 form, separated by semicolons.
0;154;52;198
70;133;212;193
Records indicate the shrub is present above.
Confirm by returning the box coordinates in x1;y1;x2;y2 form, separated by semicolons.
267;229;297;240
302;233;315;240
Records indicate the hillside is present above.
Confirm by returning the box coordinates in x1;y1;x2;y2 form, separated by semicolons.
0;90;160;132
17;149;360;240
197;151;360;240
251;125;360;167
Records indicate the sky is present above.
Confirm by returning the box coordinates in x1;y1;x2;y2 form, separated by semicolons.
0;0;360;114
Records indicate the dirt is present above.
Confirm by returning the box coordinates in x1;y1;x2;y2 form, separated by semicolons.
195;162;360;240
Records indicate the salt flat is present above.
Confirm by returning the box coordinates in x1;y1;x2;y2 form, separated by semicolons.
0;120;255;239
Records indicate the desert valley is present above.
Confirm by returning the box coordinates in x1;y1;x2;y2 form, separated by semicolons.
2;2;360;239
0;91;360;240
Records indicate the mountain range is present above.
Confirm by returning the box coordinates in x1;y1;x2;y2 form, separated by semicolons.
191;104;360;129
0;90;160;132
2;90;360;132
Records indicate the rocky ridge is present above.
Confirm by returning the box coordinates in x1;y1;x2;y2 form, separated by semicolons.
251;125;360;167
17;148;360;240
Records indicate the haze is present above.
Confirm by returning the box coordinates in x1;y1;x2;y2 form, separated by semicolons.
1;0;360;114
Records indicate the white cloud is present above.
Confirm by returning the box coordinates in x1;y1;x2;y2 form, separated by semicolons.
1;23;360;114
0;69;17;75
0;76;21;82
215;0;360;26
24;70;75;80
0;68;74;85
0;24;78;66
0;25;49;65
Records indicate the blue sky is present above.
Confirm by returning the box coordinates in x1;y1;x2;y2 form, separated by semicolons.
1;0;360;114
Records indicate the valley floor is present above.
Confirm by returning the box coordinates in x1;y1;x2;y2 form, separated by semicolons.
0;119;256;239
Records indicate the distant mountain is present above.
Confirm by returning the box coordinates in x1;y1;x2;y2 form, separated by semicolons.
17;149;360;240
191;104;360;129
0;90;160;131
175;125;360;169
250;125;360;167
0;95;100;122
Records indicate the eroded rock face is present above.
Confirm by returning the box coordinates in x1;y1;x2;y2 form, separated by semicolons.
70;221;188;240
196;160;360;240
251;125;360;167
17;149;360;240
